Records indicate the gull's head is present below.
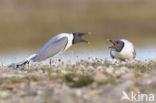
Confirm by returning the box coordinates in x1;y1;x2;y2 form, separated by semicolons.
73;32;91;44
108;39;124;52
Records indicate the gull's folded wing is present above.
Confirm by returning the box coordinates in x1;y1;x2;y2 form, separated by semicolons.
32;37;68;62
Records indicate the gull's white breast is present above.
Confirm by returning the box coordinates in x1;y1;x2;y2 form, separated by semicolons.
111;39;135;60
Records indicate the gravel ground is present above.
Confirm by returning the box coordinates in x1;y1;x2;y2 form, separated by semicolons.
0;58;156;103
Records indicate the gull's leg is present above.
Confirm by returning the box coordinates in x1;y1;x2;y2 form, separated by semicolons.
112;59;121;65
49;58;52;66
16;60;29;69
125;59;135;64
27;62;30;69
114;60;123;66
111;59;116;65
125;59;129;64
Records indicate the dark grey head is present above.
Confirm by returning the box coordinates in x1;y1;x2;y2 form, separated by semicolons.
72;32;90;44
109;39;125;52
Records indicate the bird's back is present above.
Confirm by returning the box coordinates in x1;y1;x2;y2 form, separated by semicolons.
31;34;69;62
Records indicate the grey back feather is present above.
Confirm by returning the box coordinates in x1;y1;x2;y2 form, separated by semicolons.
32;37;68;62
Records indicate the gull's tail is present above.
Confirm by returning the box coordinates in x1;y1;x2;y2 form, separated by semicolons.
16;54;36;68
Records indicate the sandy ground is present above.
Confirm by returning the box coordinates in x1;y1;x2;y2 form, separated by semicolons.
0;58;156;103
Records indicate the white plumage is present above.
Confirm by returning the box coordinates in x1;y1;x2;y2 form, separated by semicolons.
63;33;74;50
110;39;136;61
16;32;89;68
30;33;73;62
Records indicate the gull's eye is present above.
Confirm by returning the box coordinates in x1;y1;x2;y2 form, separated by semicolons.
116;41;119;44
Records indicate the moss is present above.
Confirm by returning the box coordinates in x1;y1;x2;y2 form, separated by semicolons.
62;73;94;88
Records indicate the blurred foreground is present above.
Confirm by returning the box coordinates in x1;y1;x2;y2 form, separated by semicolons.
0;58;156;103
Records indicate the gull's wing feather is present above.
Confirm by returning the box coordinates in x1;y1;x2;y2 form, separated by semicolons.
32;37;68;62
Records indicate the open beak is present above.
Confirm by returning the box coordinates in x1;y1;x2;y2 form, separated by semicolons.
108;39;116;48
81;32;91;44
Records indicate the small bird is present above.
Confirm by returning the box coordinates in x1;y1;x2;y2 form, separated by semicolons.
108;39;136;61
16;32;90;68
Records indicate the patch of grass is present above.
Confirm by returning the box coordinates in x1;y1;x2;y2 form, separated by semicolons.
0;76;41;84
123;63;154;72
62;73;94;88
103;80;118;86
67;68;77;73
98;76;118;86
0;77;24;84
41;68;53;77
24;76;41;82
135;73;142;78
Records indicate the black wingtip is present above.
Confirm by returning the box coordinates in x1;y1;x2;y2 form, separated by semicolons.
15;60;29;69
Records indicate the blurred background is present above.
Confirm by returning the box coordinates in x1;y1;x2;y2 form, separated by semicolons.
0;0;156;64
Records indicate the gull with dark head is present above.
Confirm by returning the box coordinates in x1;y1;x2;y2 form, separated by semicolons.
108;39;136;62
17;32;90;68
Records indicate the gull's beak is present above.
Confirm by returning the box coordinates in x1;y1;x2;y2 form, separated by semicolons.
107;39;111;42
82;32;91;44
82;32;91;35
87;32;91;44
108;39;116;48
87;32;91;35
